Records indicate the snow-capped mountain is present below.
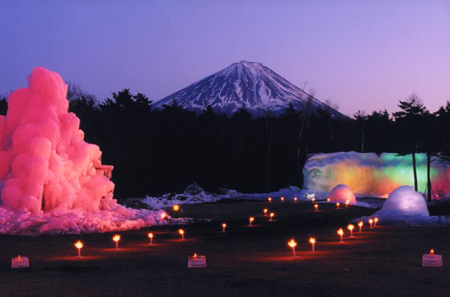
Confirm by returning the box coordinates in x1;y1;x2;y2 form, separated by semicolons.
153;61;345;117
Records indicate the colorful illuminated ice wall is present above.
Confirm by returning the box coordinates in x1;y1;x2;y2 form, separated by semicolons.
303;152;450;198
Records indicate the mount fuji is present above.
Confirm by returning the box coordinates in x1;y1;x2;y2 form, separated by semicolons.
153;61;345;117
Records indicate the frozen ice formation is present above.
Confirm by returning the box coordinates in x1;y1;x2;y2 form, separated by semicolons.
0;68;171;234
327;184;356;205
0;67;115;212
303;152;450;198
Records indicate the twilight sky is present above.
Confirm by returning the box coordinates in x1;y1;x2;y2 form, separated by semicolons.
0;0;449;116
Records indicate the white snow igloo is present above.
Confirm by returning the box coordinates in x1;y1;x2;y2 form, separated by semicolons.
380;186;429;217
328;184;356;205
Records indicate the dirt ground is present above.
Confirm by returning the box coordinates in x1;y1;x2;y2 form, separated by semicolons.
1;201;450;297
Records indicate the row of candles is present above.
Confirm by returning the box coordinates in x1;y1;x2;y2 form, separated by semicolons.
71;201;365;258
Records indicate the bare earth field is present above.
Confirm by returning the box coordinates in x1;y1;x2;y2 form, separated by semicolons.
1;201;450;297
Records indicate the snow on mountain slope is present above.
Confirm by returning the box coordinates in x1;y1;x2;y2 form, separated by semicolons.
153;61;346;117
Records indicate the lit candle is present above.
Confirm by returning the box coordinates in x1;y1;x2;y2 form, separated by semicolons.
269;212;275;221
430;249;435;256
263;208;268;216
160;213;167;220
327;198;331;203
148;232;154;245
172;204;180;212
345;200;350;207
312;197;316;203
288;239;298;257
347;224;355;237
74;240;83;258
369;219;374;229
358;221;363;232
309;238;316;252
268;197;272;203
222;223;227;233
281;197;285;203
337;228;344;243
374;217;379;226
249;216;255;226
112;234;121;250
336;202;340;209
314;204;319;211
178;229;185;240
294;197;298;203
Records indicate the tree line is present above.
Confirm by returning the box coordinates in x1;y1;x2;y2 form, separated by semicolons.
1;87;449;201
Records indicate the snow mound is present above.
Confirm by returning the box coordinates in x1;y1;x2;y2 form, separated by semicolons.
358;186;450;226
328;184;356;205
0;206;179;235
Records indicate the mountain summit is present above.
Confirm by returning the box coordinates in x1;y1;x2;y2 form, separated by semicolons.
154;61;344;117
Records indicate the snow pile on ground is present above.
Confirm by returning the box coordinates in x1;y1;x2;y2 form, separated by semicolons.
0;207;176;235
359;186;450;226
0;68;178;235
328;184;357;205
303;152;450;198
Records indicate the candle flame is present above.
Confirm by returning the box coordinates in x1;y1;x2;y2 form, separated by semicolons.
74;240;83;249
270;212;275;218
314;204;319;210
430;249;435;256
337;228;344;236
347;224;354;231
172;204;180;212
288;239;297;248
281;197;285;202
309;238;316;244
336;203;340;208
112;235;121;242
358;221;363;227
369;219;374;224
263;208;268;214
268;197;272;202
148;232;154;239
160;213;167;220
249;217;255;223
327;198;331;202
374;217;379;223
294;197;298;202
222;223;227;228
312;198;316;202
178;229;184;235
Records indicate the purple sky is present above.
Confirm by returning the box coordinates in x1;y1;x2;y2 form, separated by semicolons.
0;0;449;116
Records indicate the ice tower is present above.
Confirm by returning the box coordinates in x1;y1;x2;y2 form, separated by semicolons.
0;68;115;213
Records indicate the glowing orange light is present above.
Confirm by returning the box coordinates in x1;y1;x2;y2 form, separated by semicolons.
312;197;316;202
172;204;180;212
74;240;83;258
112;234;121;250
281;197;285;203
249;216;255;226
337;228;344;242
160;213;167;220
148;232;154;245
193;253;197;258
347;224;355;237
314;204;319;211
345;200;350;207
294;197;298;202
268;197;272;203
309;238;316;252
369;219;374;228
263;208;268;216
287;239;298;257
336;203;340;209
222;223;227;232
327;198;331;202
430;249;435;256
269;212;275;221
374;217;379;226
178;229;185;239
358;221;363;232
